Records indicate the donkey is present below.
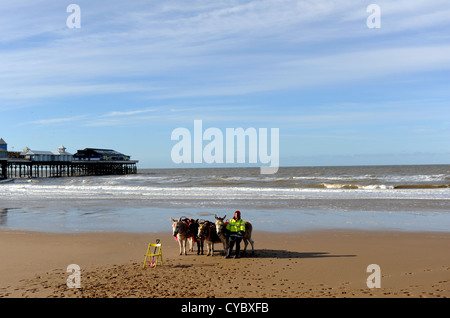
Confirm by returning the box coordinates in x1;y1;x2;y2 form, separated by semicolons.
170;217;191;255
215;214;255;255
197;221;222;256
214;215;229;254
171;217;204;255
187;218;204;255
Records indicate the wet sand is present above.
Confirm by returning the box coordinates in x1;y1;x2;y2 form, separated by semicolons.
0;229;449;298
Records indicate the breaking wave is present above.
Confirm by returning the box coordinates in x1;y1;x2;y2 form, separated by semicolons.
1;165;449;208
319;183;449;190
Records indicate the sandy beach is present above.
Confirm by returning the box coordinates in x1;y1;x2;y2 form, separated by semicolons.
0;229;449;299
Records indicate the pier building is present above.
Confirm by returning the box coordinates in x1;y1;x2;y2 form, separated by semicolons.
0;139;138;179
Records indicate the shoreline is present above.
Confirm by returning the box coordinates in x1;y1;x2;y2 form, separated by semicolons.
1;229;449;298
2;203;450;234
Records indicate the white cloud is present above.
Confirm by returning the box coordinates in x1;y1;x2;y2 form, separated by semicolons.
26;115;87;125
279;45;450;86
0;0;448;105
102;108;160;117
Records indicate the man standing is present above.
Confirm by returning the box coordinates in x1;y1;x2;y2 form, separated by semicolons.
225;210;246;258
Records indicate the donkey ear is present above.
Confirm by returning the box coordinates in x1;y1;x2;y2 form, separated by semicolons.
223;215;226;220
170;217;175;222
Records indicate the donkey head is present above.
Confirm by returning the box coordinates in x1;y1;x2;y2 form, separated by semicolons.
214;214;226;236
171;217;187;237
198;221;208;238
170;217;179;236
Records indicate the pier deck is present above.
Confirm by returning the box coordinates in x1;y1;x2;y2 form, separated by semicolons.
0;159;138;179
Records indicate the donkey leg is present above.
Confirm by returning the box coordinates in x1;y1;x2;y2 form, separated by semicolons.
181;239;186;255
207;242;212;256
178;240;182;255
199;240;204;255
222;239;227;256
189;237;194;252
243;238;248;254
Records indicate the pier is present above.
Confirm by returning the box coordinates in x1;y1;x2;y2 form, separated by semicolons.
0;159;138;179
0;141;138;180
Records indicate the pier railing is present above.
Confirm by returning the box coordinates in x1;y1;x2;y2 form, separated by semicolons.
0;159;138;179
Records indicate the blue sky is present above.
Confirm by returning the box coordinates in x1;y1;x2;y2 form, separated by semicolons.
1;0;449;168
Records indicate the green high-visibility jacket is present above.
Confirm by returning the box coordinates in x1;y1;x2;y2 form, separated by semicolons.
226;218;245;233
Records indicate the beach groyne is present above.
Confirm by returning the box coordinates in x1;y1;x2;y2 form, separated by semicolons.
0;159;138;179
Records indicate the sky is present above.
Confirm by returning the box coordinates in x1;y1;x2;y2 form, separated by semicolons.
1;0;449;168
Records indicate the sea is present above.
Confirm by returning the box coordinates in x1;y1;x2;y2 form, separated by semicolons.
0;165;449;233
